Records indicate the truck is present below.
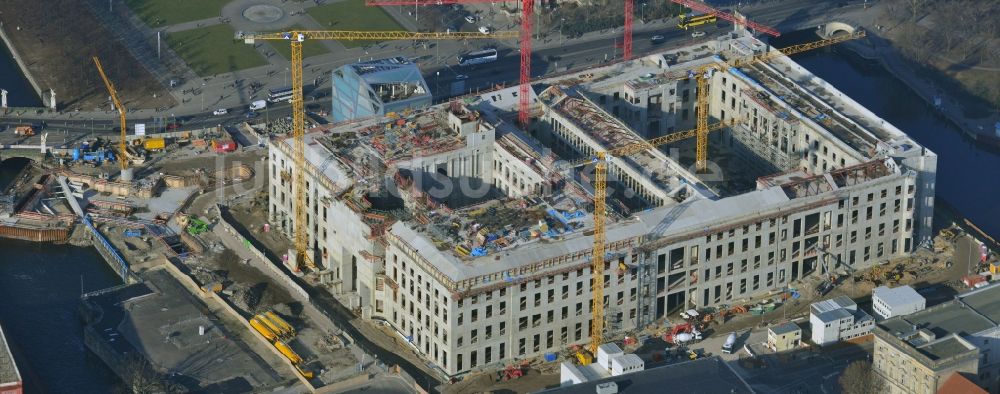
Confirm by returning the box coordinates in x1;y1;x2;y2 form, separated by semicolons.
722;332;737;354
143;138;166;151
249;100;267;111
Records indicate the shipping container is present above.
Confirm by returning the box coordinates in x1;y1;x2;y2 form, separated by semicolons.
144;138;166;151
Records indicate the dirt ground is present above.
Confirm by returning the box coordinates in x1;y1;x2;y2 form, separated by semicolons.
0;0;174;110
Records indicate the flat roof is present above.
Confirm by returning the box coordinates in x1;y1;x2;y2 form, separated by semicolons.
873;285;925;307
0;323;20;385
917;335;976;361
770;321;801;336
392;186;792;282
541;357;752;394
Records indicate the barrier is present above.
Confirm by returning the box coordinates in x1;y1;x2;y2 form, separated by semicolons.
215;204;310;302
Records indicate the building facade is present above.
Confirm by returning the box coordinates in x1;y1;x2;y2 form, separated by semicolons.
874;283;1000;393
268;32;937;377
767;321;802;352
809;296;874;345
872;285;926;320
330;57;431;122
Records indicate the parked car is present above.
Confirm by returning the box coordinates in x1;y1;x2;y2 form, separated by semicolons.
465;15;477;23
478;26;493;34
455;74;469;81
691;31;706;38
212;108;228;116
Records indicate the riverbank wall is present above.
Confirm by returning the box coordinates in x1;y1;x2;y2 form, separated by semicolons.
0;22;44;104
843;36;997;145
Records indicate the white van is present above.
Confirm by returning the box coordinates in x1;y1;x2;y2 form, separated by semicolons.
249;100;267;111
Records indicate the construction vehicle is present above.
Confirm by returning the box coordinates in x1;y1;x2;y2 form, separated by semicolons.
92;57;131;180
722;332;737;354
14;125;34;136
249;317;279;341
497;363;525;381
235;29;515;272
273;340;304;364
264;311;296;337
663;323;701;345
186;218;209;235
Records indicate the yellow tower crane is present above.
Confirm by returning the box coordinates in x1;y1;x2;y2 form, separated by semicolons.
92;56;131;181
236;30;517;271
567;120;732;365
575;31;867;365
693;31;867;172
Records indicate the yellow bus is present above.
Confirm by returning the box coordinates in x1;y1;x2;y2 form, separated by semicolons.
678;13;717;30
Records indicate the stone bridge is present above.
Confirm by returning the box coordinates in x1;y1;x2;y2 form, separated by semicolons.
817;22;859;39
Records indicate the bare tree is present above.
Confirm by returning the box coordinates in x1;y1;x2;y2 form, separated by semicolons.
118;353;179;394
839;360;885;394
901;0;929;19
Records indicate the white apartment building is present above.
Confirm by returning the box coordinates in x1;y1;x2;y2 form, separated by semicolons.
810;295;875;345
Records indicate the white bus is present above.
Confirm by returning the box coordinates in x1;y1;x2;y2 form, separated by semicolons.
458;48;498;67
268;87;293;103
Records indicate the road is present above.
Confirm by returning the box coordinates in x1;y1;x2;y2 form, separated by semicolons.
741;342;872;394
0;0;859;139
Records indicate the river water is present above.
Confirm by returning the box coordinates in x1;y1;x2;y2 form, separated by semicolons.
0;28;997;392
780;38;1000;240
0;39;42;107
0;159;122;392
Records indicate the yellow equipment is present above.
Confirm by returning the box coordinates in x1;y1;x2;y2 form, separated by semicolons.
236;30;516;272
274;340;304;364
295;364;314;380
264;311;296;337
144;138;166;151
249;317;278;342
256;313;287;338
92;57;128;173
574;32;867;365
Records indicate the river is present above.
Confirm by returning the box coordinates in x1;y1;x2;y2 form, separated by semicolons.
776;33;1000;240
0;39;41;107
0;159;122;393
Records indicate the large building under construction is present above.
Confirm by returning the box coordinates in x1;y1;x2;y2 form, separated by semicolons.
267;30;937;376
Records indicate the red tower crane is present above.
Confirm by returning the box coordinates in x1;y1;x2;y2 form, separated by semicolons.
364;0;534;126
623;0;633;60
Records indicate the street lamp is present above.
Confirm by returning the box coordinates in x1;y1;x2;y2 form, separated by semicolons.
201;82;206;110
642;3;647;23
560;18;565;44
284;67;289;87
435;71;440;99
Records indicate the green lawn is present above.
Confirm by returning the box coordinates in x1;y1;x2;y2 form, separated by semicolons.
165;25;267;76
306;0;406;48
269;26;331;60
125;0;230;27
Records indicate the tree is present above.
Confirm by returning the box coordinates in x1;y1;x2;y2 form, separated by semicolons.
839;360;885;394
118;353;180;394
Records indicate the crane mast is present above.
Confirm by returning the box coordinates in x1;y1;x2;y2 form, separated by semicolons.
237;29;515;271
582;31;866;363
92;56;131;180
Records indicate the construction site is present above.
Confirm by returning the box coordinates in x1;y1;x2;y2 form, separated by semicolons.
266;22;938;383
